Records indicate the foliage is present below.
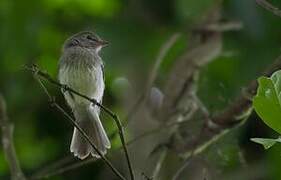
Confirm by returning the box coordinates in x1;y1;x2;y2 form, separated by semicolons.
252;70;281;149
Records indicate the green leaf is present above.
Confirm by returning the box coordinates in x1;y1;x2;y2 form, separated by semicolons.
250;138;281;149
253;70;281;134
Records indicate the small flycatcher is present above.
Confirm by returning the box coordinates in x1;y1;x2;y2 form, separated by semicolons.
58;31;110;159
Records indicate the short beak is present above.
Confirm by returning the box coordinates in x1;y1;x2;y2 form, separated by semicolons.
99;40;109;47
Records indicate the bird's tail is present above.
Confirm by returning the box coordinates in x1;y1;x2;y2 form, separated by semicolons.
70;105;110;159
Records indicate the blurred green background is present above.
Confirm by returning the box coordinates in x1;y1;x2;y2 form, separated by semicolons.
1;0;281;179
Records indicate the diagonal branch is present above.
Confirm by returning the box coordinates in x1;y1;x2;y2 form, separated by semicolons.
25;64;135;180
0;94;26;180
29;116;194;179
28;71;127;180
180;53;281;159
124;33;181;127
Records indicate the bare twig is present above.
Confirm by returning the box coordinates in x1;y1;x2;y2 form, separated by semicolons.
172;156;193;180
0;94;26;180
151;148;168;179
29;73;127;180
30;114;194;178
145;33;181;95
108;33;181;156
256;0;281;18
172;122;207;180
25;64;135;180
124;33;181;127
141;172;153;180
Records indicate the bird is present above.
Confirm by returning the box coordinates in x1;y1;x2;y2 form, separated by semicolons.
58;31;110;159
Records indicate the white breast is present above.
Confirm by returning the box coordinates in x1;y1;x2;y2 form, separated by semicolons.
59;64;105;108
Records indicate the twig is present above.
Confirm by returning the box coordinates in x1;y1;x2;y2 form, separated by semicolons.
30;114;194;178
0;94;26;180
141;172;153;180
30;74;127;180
124;33;181;126
172;155;193;180
151;148;168;179
180;54;281;159
25;64;135;180
145;33;181;94
171;122;207;180
127;118;192;146
256;0;281;18
108;33;181;158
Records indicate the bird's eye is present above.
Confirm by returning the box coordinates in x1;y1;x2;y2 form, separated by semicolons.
73;39;79;45
86;35;97;41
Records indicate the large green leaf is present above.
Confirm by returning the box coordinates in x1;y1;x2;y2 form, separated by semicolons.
253;70;281;134
251;138;281;149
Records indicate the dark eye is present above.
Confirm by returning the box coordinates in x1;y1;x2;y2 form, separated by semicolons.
86;35;97;41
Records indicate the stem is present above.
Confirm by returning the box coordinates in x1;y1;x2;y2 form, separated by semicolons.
0;94;26;180
33;75;126;180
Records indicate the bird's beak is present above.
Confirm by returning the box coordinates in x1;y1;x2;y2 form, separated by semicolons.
99;40;109;47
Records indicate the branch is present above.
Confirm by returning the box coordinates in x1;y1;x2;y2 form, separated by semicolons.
108;32;181;151
29;113;194;178
0;94;26;180
27;70;127;180
151;147;167;179
256;0;281;18
124;33;181;127
180;53;281;158
25;65;135;179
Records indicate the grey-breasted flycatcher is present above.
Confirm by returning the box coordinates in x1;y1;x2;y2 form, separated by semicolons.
58;31;110;159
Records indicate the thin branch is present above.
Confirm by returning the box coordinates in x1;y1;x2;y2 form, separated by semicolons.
179;53;281;160
151;148;168;179
172;156;193;180
30;113;194;179
30;75;127;180
124;33;181;126
256;0;281;18
108;33;181;156
171;122;206;180
25;64;135;180
126;118;192;146
0;94;26;180
145;33;181;95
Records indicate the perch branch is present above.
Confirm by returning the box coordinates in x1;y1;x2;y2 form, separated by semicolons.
29;113;194;178
25;64;135;179
0;94;26;180
27;68;127;180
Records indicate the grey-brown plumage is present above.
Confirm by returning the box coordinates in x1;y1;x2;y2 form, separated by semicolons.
58;31;110;159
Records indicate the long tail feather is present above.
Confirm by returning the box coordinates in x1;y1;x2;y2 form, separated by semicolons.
70;105;110;159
